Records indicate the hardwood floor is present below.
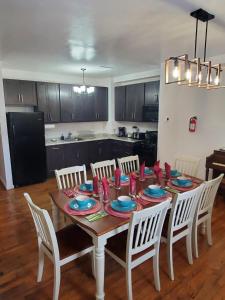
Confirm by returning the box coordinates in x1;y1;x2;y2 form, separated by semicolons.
0;178;225;300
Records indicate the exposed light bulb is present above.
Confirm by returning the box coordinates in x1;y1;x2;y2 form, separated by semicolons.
185;69;191;80
172;66;179;78
87;86;95;94
214;75;219;85
80;85;86;93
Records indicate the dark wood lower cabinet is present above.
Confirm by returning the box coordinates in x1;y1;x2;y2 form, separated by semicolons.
46;140;142;177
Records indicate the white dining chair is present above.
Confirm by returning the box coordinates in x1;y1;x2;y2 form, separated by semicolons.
162;184;204;281
55;165;87;190
105;200;171;300
193;174;223;258
117;155;140;175
174;156;200;177
24;193;94;300
90;159;116;180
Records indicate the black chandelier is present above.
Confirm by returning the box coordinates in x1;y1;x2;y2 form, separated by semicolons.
165;8;224;89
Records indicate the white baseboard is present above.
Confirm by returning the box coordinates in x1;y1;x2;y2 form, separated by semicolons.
0;175;14;190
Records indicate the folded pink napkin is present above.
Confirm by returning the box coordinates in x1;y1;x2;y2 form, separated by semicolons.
140;161;145;180
155;160;160;167
102;177;110;201
129;172;137;195
115;168;121;188
165;162;171;179
93;176;99;195
153;165;163;183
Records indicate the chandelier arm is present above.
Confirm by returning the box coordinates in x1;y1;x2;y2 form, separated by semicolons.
194;18;199;58
204;20;208;62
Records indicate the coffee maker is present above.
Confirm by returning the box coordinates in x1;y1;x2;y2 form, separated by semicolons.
118;127;127;137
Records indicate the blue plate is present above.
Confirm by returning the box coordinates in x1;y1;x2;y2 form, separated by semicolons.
172;180;192;188
80;183;93;192
111;175;129;183
170;171;182;177
144;168;153;175
69;199;96;211
111;200;137;212
144;188;166;198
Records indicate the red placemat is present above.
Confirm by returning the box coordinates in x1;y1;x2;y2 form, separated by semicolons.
138;190;172;203
64;199;101;216
167;181;198;192
74;186;93;196
104;202;142;219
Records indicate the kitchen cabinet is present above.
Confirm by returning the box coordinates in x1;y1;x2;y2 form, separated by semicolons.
3;79;37;106
36;82;60;123
46;145;65;177
64;142;90;167
94;87;108;121
125;83;144;122
144;81;160;105
115;86;126;121
89;140;111;163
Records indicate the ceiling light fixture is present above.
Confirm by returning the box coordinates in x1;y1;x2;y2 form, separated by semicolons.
73;68;95;94
165;8;224;89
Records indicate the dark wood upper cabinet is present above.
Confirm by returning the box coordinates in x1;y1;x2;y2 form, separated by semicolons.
115;86;126;121
126;83;144;122
94;87;108;121
36;82;60;123
144;81;160;105
60;84;74;122
3;79;37;106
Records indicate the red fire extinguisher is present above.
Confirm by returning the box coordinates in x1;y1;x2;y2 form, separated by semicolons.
189;116;197;132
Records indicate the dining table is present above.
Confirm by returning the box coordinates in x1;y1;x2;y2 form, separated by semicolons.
49;174;203;300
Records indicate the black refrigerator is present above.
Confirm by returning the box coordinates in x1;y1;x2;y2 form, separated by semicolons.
7;112;47;187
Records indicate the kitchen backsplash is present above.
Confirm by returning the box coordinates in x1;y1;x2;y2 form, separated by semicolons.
45;120;158;139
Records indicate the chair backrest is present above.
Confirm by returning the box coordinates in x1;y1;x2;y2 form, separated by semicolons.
90;159;116;180
127;200;171;258
169;185;204;234
197;174;223;216
117;155;140;175
24;193;59;259
175;156;200;177
55;165;87;190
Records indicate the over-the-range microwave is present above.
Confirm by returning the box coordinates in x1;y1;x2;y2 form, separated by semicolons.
142;104;159;122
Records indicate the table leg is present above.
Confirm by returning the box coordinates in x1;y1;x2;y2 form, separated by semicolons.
93;236;106;300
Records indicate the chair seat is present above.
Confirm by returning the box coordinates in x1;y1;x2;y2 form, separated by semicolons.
56;224;93;259
106;230;153;262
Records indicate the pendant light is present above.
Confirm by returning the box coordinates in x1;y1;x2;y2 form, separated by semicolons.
165;8;224;89
73;68;95;94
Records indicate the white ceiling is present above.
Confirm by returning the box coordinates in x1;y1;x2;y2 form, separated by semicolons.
0;0;225;77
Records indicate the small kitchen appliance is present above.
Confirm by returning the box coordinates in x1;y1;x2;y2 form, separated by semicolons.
118;127;127;137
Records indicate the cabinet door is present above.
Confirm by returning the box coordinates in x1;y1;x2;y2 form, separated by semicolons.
60;84;74;122
19;80;37;106
37;83;60;123
64;143;89;167
95;87;108;121
115;86;126;121
126;83;144;122
3;79;21;105
46;145;64;177
144;81;160;105
89;140;110;163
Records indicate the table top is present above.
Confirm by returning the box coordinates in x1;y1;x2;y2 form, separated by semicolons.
50;176;202;237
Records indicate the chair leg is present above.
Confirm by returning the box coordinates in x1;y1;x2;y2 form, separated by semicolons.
193;223;199;258
186;233;193;265
37;249;45;282
206;217;213;246
91;249;96;278
53;263;61;300
167;242;174;281
153;251;160;291
126;265;133;300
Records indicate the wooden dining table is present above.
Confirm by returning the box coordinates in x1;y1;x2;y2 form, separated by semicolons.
50;176;202;300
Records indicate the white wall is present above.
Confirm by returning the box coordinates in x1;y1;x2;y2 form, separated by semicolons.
158;62;225;179
0;65;14;189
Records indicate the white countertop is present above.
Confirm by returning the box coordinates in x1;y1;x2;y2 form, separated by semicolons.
45;134;143;146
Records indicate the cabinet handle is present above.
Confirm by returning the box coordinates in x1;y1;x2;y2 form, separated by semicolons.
49;113;52;121
77;152;80;159
52;147;60;150
134;112;136;120
71;113;74;120
20;94;24;103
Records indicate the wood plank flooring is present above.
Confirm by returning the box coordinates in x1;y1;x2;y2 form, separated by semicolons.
0;178;225;299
